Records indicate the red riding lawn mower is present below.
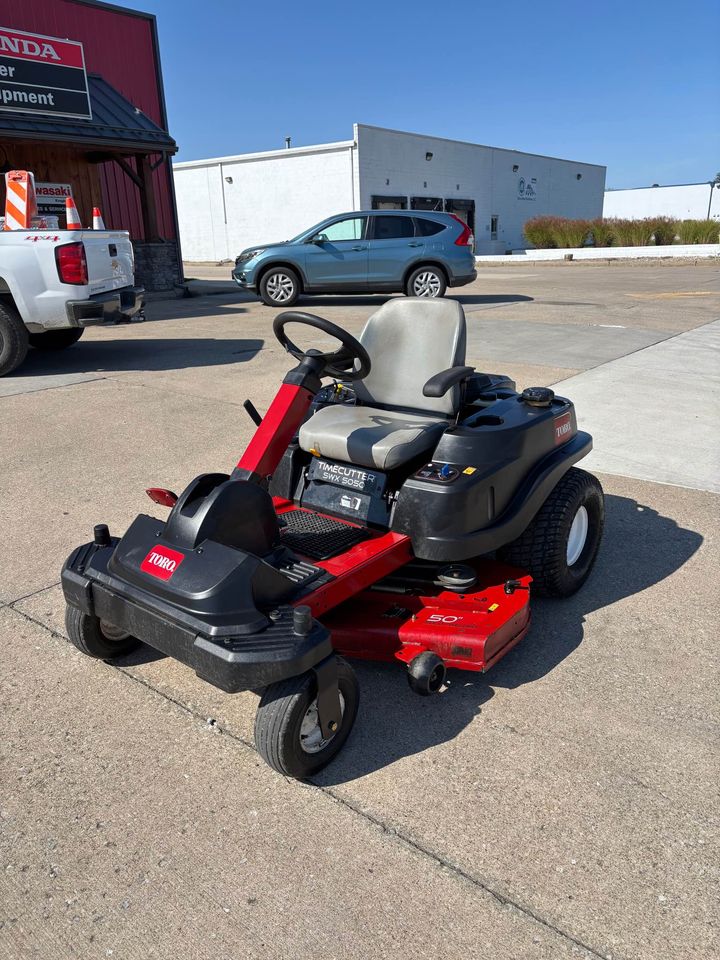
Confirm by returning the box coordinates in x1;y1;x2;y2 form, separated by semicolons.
62;299;604;778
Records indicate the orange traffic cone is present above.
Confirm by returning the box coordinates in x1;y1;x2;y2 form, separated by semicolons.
92;206;105;230
65;196;82;230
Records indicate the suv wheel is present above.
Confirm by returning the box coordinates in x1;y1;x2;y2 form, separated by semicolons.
259;267;300;307
406;266;447;299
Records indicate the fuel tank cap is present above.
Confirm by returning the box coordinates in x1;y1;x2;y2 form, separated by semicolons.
521;386;555;407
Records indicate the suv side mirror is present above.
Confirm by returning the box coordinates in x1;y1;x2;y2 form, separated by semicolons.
307;234;327;244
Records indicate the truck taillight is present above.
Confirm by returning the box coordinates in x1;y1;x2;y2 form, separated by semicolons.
449;214;474;248
55;242;88;285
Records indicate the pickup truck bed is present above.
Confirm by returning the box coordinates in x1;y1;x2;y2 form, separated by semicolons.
0;228;144;376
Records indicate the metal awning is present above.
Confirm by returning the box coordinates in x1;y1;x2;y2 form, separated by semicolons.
0;74;177;156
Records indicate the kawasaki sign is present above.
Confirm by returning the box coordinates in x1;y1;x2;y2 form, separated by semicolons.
0;26;91;120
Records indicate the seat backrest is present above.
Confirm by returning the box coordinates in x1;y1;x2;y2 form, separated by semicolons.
354;298;467;416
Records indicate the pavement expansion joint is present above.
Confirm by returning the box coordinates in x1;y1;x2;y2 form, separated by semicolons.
7;580;61;608
7;602;613;960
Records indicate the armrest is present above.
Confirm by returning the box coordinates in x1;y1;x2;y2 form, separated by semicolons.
423;365;476;398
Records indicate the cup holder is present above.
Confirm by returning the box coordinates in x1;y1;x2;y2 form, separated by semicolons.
474;415;504;426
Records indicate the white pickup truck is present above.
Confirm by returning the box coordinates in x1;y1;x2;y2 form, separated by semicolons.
0;228;144;376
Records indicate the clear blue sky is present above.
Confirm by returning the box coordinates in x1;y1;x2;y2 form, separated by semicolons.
127;0;718;188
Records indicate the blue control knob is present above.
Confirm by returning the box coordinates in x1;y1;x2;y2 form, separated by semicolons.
440;463;452;478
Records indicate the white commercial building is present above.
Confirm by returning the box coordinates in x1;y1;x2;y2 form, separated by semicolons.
604;182;720;221
174;123;606;261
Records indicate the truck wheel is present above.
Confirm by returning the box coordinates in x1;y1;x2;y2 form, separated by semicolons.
498;468;604;597
405;265;447;298
65;605;140;660
259;267;300;306
0;302;29;376
29;328;84;350
254;657;359;778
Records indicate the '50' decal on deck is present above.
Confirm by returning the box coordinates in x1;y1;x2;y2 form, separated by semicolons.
140;544;185;581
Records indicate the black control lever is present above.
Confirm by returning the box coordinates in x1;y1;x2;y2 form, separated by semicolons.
243;399;263;427
504;579;530;595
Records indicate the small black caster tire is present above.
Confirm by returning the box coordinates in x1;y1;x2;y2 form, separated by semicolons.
29;328;84;350
254;657;359;778
407;651;446;696
65;605;140;660
498;467;604;597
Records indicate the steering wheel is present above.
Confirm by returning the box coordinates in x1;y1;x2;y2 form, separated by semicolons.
272;311;371;381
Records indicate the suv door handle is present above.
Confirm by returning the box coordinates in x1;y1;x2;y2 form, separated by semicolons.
408;242;422;247
351;245;367;251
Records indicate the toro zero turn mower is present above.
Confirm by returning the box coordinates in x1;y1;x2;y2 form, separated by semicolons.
62;299;604;778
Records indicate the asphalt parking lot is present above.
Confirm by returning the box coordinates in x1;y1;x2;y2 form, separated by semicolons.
1;262;718;960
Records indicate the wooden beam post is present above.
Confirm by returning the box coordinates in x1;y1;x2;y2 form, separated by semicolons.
137;153;160;240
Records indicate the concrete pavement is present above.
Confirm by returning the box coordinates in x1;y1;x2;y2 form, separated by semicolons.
1;263;718;959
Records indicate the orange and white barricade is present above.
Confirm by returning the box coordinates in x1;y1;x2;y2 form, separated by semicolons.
3;170;37;230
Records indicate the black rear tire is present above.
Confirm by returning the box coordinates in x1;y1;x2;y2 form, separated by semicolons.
65;605;140;660
29;328;84;350
254;657;359;778
259;266;301;307
405;265;447;299
498;467;604;597
0;302;29;376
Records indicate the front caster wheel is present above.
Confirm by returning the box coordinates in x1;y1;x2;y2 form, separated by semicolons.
65;605;140;660
407;651;446;696
254;657;359;778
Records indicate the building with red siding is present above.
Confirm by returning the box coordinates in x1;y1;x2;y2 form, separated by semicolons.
0;0;182;291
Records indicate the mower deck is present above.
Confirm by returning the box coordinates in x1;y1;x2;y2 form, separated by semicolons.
324;559;531;673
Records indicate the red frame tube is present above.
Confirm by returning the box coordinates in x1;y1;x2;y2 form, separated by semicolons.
236;383;314;479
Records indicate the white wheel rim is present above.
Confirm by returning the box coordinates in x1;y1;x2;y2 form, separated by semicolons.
300;692;345;754
413;272;441;297
267;273;294;302
566;505;589;566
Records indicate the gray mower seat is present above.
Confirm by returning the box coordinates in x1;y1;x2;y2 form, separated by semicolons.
299;298;467;471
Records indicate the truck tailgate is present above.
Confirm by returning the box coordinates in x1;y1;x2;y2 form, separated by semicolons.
82;231;135;294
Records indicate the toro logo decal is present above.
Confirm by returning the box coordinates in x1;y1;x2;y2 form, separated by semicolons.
553;412;573;445
140;544;185;581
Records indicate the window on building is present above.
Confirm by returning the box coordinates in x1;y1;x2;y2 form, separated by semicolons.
317;218;365;242
371;215;415;240
410;196;443;211
415;218;445;237
490;216;499;241
371;195;407;209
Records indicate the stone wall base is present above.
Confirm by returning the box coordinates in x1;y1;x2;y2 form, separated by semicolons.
133;241;184;292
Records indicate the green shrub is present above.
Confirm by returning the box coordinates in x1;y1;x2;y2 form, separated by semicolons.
677;219;720;244
611;218;655;246
589;219;616;247
553;218;591;248
524;216;591;248
649;217;678;246
524;216;559;248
